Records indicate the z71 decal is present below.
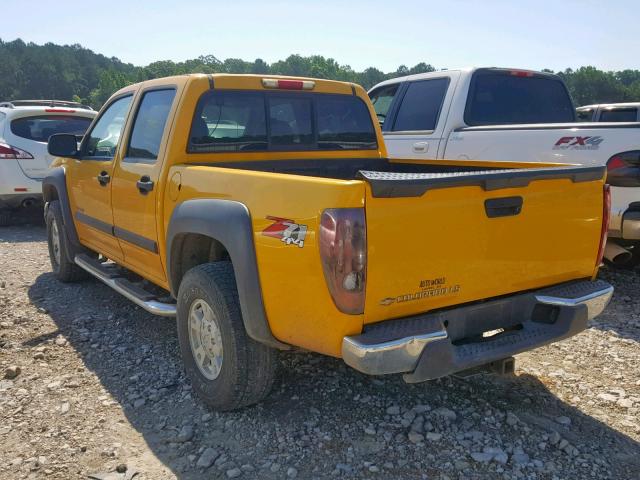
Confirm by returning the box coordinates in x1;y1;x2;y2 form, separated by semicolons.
262;216;308;248
553;136;603;150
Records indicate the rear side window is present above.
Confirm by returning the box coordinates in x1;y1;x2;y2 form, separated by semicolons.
392;78;449;131
10;115;92;142
126;89;176;162
599;108;638;122
189;91;376;153
465;71;575;125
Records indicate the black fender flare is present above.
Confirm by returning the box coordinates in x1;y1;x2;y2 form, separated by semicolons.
42;167;81;249
166;199;289;350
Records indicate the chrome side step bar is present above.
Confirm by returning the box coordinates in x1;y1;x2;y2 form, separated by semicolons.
74;254;177;317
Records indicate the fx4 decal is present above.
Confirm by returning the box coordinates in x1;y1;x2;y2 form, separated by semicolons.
553;136;603;150
262;216;308;248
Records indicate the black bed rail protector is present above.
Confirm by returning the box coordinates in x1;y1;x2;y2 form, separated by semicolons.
357;165;606;198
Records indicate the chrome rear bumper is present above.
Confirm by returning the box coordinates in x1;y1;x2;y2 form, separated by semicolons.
342;280;613;381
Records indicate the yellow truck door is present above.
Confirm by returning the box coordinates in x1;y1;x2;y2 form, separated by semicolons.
67;94;134;261
110;87;178;285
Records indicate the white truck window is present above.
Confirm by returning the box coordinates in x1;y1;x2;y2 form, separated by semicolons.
465;70;575;125
369;84;399;126
392;78;449;132
599;108;638;122
576;108;595;122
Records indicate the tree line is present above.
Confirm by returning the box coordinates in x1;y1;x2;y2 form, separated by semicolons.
1;38;639;109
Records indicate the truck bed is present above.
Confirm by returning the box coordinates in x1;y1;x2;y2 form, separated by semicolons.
182;158;606;336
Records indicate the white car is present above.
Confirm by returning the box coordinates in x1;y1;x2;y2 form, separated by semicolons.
0;100;96;225
369;67;640;266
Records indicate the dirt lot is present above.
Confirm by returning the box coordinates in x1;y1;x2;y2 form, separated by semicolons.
0;223;639;480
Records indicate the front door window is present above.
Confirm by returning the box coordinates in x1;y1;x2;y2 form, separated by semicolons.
83;95;133;159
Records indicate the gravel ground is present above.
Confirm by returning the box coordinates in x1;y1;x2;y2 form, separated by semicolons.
0;224;639;480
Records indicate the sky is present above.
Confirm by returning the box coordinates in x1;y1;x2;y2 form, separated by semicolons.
2;0;639;72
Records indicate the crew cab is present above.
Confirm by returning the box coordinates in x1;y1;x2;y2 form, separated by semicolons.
369;68;640;266
43;74;613;410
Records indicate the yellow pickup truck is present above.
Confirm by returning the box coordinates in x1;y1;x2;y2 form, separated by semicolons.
43;74;613;410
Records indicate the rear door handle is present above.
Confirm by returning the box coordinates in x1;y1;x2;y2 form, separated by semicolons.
412;142;429;153
97;171;110;186
485;196;523;218
136;175;154;194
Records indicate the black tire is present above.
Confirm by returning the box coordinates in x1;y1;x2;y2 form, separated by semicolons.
177;262;278;411
45;201;88;282
0;211;11;227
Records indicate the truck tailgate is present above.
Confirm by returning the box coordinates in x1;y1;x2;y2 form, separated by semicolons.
360;165;606;324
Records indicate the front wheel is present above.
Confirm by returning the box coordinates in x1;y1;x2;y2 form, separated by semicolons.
45;201;88;282
177;262;278;411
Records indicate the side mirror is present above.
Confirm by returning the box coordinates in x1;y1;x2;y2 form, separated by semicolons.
48;134;79;157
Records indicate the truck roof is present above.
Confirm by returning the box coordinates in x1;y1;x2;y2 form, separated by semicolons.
111;73;360;98
369;67;560;90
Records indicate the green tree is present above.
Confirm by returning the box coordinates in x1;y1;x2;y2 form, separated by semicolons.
357;67;387;89
2;37;640;110
559;66;631;105
250;58;269;74
408;62;435;75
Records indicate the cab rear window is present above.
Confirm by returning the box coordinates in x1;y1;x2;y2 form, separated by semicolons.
189;91;377;152
465;70;576;125
10;115;93;142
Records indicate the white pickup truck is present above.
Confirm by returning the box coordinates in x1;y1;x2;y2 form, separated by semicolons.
369;67;640;266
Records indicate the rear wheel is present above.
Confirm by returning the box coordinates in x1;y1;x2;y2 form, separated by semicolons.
177;262;278;411
45;201;88;282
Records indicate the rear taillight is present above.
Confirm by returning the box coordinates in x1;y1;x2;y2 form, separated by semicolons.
319;208;366;314
596;184;611;268
262;78;315;90
0;142;33;160
606;151;640;186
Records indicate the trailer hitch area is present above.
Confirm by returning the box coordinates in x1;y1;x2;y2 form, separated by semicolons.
453;357;516;379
